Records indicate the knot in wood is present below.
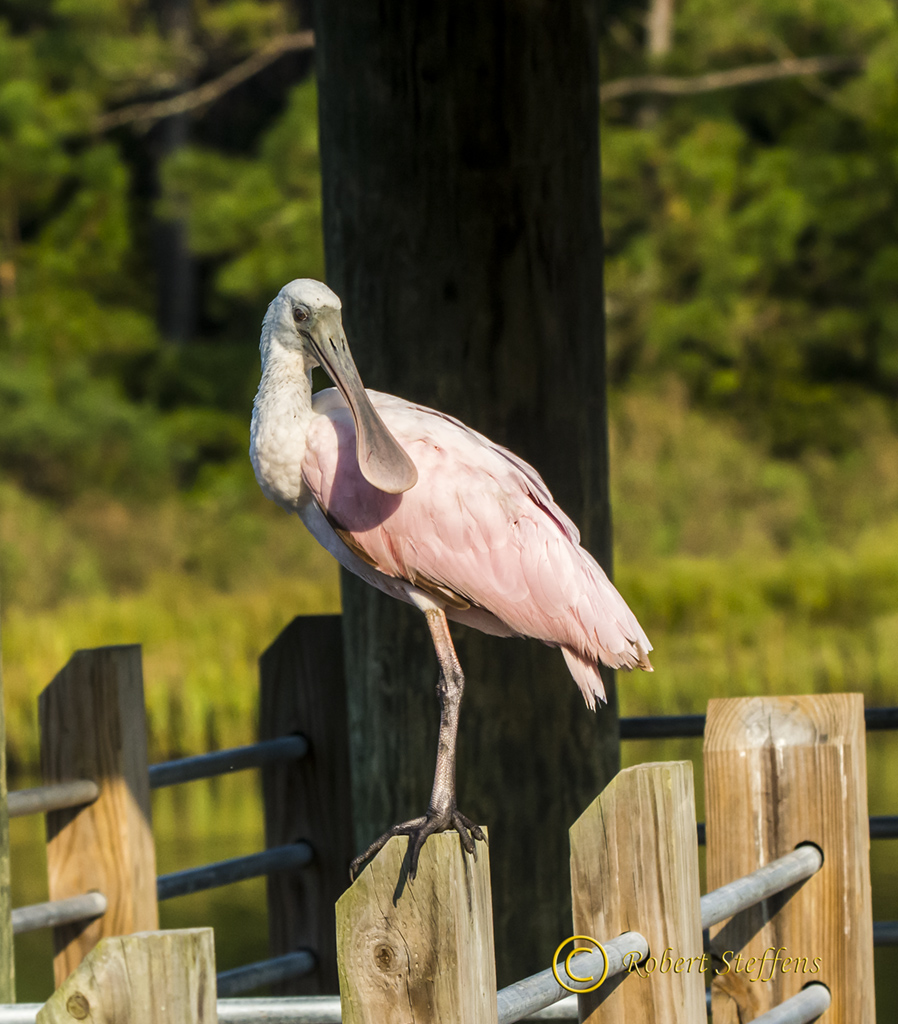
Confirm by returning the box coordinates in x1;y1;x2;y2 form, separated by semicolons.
66;993;90;1020
373;942;399;972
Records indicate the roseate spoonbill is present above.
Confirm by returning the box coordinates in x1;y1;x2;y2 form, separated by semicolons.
250;279;653;880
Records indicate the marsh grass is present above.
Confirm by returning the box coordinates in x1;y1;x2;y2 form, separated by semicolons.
2;380;897;769
611;380;898;717
1;571;339;770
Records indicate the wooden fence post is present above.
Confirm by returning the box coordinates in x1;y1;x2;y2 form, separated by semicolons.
336;832;497;1024
260;615;354;993
36;928;216;1024
0;623;14;1000
704;694;875;1023
39;645;159;987
570;761;705;1022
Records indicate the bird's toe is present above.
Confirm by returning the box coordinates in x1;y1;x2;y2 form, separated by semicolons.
454;810;487;846
349;808;487;882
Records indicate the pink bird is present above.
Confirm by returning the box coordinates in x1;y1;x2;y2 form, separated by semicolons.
251;279;653;879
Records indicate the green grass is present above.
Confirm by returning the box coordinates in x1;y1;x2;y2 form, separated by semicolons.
617;547;898;717
2;378;898;770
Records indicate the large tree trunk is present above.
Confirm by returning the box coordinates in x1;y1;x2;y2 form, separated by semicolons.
312;0;617;984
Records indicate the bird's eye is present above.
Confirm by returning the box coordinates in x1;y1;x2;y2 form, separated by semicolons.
293;306;309;324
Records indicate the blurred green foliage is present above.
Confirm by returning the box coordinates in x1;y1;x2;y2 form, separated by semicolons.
2;0;898;765
159;80;323;310
0;0;310;504
2;0;898;505
601;0;898;454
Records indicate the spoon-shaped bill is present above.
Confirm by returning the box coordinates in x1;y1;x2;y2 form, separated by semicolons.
310;318;418;494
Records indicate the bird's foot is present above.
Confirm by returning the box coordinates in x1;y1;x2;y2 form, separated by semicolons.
349;807;486;882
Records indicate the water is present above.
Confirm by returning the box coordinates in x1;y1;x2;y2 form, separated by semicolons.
10;770;270;1002
8;738;897;1017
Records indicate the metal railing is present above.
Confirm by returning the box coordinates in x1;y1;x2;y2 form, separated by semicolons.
496;845;824;1023
7;707;895;1016
0;998;578;1023
623;707;898;949
148;735;309;789
7;735;310;993
619;705;898;738
7;780;100;819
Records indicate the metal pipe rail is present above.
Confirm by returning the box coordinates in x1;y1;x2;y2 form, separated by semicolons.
149;735;309;789
0;1000;582;1023
217;950;316;998
496;846;824;1023
0;985;834;1024
7;780;99;819
218;1000;342;1024
620;705;898;739
11;892;107;936
157;842;313;901
620;714;706;739
700;845;823;930
699;815;898;846
869;815;898;839
496;930;649;1024
748;983;831;1024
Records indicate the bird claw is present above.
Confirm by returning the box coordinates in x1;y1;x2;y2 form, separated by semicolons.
349;808;486;882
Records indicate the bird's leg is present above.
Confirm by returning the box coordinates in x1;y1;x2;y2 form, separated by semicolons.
348;608;486;881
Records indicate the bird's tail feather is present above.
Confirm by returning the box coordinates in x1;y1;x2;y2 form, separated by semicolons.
561;648;607;711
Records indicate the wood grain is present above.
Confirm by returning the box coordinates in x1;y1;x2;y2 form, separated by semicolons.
570;762;705;1022
336;832;497;1024
40;645;158;986
704;694;874;1023
313;0;618;986
36;928;217;1024
260;615;355;994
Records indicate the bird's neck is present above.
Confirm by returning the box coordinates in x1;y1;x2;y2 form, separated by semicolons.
255;337;315;417
250;341;316;509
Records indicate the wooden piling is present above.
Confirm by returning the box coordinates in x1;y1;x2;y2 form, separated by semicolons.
570;761;705;1022
260;615;355;993
36;928;216;1024
336;832;497;1024
40;645;158;986
704;694;875;1023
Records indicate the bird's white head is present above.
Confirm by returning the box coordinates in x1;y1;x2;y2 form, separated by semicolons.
261;279;418;495
262;278;343;353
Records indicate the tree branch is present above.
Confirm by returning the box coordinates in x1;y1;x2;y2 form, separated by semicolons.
94;30;315;132
94;43;862;132
600;54;863;103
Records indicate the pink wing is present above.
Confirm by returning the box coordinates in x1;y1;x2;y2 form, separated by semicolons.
303;389;652;708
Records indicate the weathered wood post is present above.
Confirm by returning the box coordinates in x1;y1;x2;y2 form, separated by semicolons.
39;645;159;986
313;0;616;984
36;928;216;1024
260;615;355;993
336;833;497;1024
570;761;705;1022
0;621;14;999
704;694;875;1023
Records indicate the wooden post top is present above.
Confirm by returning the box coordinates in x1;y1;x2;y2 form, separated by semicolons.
36;929;217;1024
336;832;497;1024
571;761;705;1023
40;644;158;985
704;692;873;1024
705;693;865;751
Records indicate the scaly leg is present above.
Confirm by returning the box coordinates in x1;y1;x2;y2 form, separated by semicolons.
348;608;486;881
